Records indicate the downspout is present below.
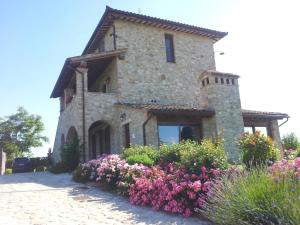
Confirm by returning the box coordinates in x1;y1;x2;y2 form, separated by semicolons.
143;113;153;145
66;63;86;162
279;117;289;127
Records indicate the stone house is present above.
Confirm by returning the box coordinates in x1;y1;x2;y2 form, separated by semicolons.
51;6;288;162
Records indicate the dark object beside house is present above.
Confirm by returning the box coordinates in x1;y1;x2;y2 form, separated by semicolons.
12;157;32;173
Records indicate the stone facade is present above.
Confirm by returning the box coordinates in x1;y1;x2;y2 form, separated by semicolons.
52;8;286;163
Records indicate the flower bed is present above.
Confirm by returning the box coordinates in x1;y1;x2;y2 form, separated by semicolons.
73;153;222;216
128;163;221;216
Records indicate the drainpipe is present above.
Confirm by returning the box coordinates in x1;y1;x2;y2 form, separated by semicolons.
143;113;153;145
279;117;289;127
66;63;87;162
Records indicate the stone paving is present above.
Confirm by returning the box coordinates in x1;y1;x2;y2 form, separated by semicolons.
0;172;211;225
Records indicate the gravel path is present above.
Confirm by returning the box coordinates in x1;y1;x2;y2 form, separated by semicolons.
0;172;211;225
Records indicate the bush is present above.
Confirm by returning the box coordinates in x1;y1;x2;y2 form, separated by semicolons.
123;145;159;163
5;159;13;169
5;168;12;174
129;163;222;217
73;164;90;183
126;154;154;167
72;157;104;183
96;154;148;195
179;140;228;172
158;144;181;164
30;157;48;171
60;138;80;171
48;162;69;174
282;132;300;150
201;160;300;225
238;131;280;168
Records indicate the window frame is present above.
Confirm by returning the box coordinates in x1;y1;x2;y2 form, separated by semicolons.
158;123;201;145
164;33;176;63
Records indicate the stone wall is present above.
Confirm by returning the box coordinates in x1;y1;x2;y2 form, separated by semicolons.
89;58;118;93
201;72;244;162
112;20;215;107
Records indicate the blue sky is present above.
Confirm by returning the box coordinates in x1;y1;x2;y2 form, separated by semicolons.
0;0;299;156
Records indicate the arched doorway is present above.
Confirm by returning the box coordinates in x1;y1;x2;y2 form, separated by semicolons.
88;121;111;159
66;126;78;143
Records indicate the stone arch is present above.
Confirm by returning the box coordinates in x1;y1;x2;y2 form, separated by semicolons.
66;126;78;143
88;121;111;159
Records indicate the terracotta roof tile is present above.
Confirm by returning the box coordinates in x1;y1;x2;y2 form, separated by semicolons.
242;109;289;119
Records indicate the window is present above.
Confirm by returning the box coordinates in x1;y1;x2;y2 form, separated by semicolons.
244;126;254;134
124;123;130;148
158;124;201;145
244;126;269;136
164;34;175;62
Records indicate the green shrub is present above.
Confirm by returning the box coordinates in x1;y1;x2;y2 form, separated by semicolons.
126;154;154;167
5;159;13;169
48;162;69;174
282;132;300;150
238;132;280;168
123;145;159;163
30;157;48;171
158;144;181;164
179;140;228;172
201;169;300;225
5;168;12;174
60;138;80;171
72;164;90;183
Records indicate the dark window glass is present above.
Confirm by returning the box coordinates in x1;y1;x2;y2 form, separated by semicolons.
206;78;209;85
231;79;235;85
215;77;218;83
202;80;205;87
221;78;224;84
165;34;175;62
226;79;230;84
124;123;130;148
159;125;201;145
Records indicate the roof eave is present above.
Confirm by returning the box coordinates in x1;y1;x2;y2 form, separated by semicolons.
82;6;228;55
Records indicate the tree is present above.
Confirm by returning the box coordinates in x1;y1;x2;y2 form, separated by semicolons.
0;107;48;160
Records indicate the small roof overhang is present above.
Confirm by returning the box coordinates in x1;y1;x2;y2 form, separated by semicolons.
242;109;289;120
116;102;215;117
50;49;127;98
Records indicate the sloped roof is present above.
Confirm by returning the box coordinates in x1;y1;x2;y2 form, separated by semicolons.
83;6;228;54
242;109;289;120
51;49;127;98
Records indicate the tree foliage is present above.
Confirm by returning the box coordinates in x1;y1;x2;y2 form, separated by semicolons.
0;107;48;160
